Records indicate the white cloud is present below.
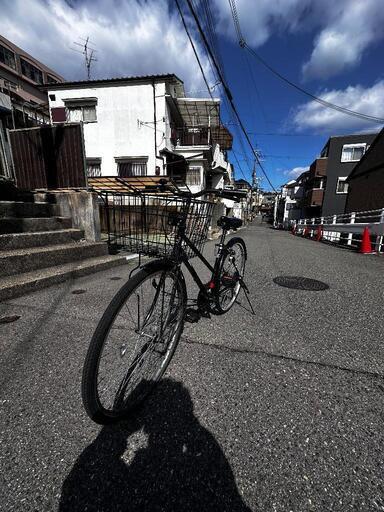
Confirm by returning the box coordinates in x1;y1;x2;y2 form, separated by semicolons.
302;0;384;80
213;0;315;47
212;0;384;81
0;0;212;93
283;166;309;178
292;81;384;133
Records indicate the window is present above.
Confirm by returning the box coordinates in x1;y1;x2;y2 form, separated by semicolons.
20;58;43;84
341;143;366;162
67;105;97;123
46;75;59;84
336;177;349;194
86;158;101;177
0;44;16;70
117;158;147;177
186;167;201;186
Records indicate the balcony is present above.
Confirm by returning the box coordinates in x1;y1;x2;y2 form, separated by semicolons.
304;188;324;207
171;125;233;150
171;126;209;147
309;157;327;178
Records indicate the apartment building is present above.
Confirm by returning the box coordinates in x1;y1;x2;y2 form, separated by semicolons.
315;133;377;217
44;74;233;192
0;34;64;178
345;128;384;213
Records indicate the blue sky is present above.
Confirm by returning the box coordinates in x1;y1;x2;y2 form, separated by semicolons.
1;0;384;190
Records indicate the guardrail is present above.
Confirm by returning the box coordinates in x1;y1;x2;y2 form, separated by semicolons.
293;208;384;253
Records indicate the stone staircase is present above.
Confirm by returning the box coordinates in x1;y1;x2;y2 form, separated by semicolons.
0;199;131;301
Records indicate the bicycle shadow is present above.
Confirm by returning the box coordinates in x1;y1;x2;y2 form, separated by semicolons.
59;378;251;511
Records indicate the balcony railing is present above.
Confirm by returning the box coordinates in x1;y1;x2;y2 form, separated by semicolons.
309;157;327;178
171;126;210;147
304;188;324;206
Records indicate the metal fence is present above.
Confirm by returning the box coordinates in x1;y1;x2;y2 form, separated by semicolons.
9;123;86;190
294;208;384;253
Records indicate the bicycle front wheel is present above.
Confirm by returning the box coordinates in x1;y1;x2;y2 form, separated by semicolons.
214;237;247;314
82;260;186;424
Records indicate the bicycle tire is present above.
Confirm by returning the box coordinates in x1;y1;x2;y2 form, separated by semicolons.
82;259;186;424
214;237;247;314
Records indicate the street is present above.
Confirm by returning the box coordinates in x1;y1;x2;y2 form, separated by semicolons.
1;222;384;511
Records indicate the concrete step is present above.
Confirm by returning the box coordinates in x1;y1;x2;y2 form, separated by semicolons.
0;229;84;251
0;201;60;218
0;242;109;277
0;216;72;234
0;254;137;302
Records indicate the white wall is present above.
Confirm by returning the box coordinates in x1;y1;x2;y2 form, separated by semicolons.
48;81;168;176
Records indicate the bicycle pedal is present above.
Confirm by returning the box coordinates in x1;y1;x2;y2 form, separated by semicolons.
184;308;201;323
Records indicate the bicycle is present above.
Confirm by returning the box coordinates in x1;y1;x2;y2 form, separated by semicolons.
82;179;252;424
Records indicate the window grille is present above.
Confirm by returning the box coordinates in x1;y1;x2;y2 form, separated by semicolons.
86;159;101;177
186;166;201;186
117;159;147;177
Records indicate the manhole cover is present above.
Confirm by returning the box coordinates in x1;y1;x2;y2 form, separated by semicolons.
110;277;122;281
72;289;87;295
273;276;329;291
0;315;21;324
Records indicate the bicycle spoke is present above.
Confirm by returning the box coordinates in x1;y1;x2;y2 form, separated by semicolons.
95;269;184;412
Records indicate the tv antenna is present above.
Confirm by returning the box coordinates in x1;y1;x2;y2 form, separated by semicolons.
71;36;97;79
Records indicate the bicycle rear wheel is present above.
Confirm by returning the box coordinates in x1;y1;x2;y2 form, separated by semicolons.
82;260;186;424
214;237;247;314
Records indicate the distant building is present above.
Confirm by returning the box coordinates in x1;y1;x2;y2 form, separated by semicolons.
345;128;384;213
319;133;378;217
44;74;233;193
275;175;306;227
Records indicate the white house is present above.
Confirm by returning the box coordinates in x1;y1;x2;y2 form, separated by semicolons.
44;74;233;193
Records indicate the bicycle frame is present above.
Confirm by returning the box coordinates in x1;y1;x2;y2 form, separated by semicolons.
175;221;228;299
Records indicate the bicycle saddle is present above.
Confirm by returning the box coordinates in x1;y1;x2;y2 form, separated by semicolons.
217;216;243;230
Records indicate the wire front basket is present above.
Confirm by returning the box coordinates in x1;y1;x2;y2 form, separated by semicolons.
100;191;214;259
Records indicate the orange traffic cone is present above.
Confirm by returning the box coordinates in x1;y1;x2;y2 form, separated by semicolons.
359;227;375;254
316;225;323;242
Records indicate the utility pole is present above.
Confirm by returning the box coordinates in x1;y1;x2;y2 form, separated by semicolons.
71;37;97;80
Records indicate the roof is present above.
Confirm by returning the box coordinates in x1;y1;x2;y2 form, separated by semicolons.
347;127;384;181
0;34;64;81
40;73;183;91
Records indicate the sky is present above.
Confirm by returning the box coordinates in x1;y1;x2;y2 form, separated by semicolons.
1;0;384;190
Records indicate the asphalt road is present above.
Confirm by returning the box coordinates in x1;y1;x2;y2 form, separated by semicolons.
1;221;383;511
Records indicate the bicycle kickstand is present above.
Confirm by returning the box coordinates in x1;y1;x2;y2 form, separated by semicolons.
238;277;256;315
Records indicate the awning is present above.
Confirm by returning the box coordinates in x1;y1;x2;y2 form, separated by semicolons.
175;97;221;126
160;148;187;183
88;176;177;194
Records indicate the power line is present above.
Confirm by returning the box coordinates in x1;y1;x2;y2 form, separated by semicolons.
244;44;384;124
228;0;384;124
175;0;251;182
183;0;277;191
174;0;213;99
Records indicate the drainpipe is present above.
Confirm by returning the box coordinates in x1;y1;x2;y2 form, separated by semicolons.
152;80;165;175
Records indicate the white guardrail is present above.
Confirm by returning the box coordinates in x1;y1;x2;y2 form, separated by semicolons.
293;208;384;253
